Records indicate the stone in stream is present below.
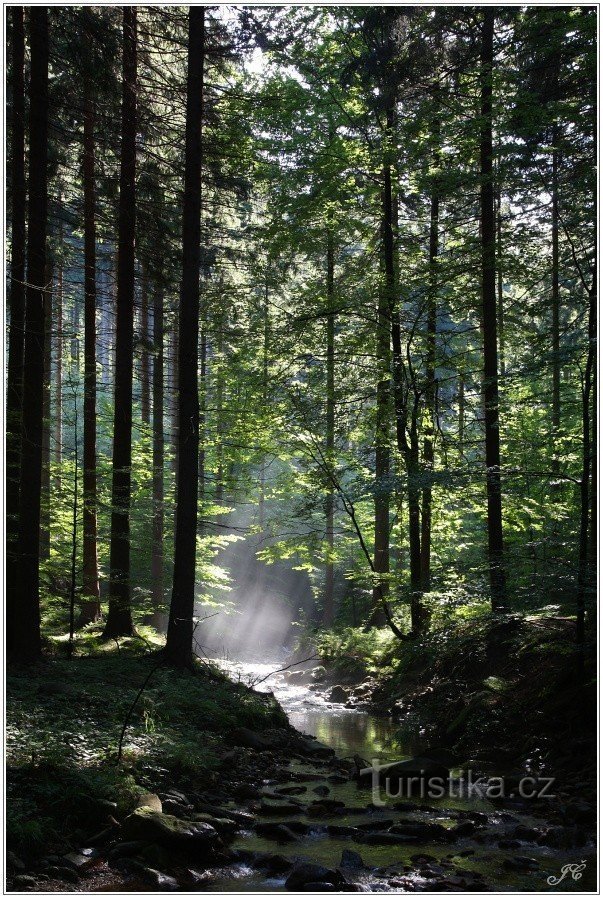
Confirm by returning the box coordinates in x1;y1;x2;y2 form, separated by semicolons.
259;798;304;816
502;855;540;872
135;792;163;813
253;853;295;873
340;849;366;870
285;861;347;891
127;861;179;891
358;831;420;846
327;773;349;785
312;784;330;796
297;736;335;759
61;849;98;870
192;813;239;836
328;685;350;703
254;822;301;843
231;726;278;751
275;784;307;796
121;807;220;852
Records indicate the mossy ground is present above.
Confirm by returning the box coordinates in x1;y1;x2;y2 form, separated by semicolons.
6;627;287;861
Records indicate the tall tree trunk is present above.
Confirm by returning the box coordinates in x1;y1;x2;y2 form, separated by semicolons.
496;178;506;378
140;262;151;426
104;7;137;638
6;6;27;654
480;9;507;610
198;325;207;530
551;128;561;473
54;215;63;488
258;275;269;530
458;364;465;458
81;87;101;623
215;321;225;503
40;259;53;559
420;115;440;593
576;268;597;666
323;230;335;627
152;281;165;627
165;6;205;667
15;7;49;662
171;317;179;480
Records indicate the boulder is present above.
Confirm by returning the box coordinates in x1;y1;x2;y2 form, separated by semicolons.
129;862;179;891
161;799;193;818
275;785;307;796
135;792;163;813
389;822;449;841
285;861;345;891
62;849;97;870
192;813;239;836
298;737;335;759
503;855;539;872
259;798;303;816
313;784;330;796
6;851;25;872
311;666;327;682
11;875;38;890
121;807;219;852
255;822;300;842
253;853;294;873
328;685;349;703
340;849;365;870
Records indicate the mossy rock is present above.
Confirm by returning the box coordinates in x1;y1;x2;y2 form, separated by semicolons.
121;807;219;852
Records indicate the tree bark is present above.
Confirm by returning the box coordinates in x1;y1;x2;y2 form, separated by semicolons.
140;262;151;426
480;9;507;610
165;6;205;667
81;86;101;622
104;7;137;638
420;113;440;592
15;7;49;662
323;230;335;626
6;6;27;653
551;128;561;473
40;259;53;559
54;214;63;488
152;281;165;627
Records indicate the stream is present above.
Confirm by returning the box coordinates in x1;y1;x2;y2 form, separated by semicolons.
202;659;596;893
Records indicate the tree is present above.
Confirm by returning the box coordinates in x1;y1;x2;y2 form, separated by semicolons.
15;7;50;661
6;6;27;654
104;7;138;638
165;6;206;667
479;9;507;610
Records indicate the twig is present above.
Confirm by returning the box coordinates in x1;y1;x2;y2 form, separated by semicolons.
250;655;320;687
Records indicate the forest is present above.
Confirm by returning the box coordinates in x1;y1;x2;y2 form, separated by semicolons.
5;5;597;894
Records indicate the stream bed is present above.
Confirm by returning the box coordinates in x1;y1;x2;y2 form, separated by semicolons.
204;659;596;893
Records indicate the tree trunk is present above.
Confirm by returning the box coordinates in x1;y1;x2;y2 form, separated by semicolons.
15;7;49;662
551;128;561;473
198;325;207;530
258;275;269;530
152;281;165;627
496;177;506;378
104;7;137;638
81;87;101;623
40;259;53;559
171;317;179;481
165;6;205;667
480;9;506;610
323;230;335;627
215;321;225;504
140;262;151;426
6;6;27;654
420;114;439;593
54;215;63;488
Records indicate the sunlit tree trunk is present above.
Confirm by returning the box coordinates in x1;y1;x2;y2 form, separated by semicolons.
40;259;53;559
166;6;205;667
81;86;101;622
323;230;335;626
480;9;507;610
104;7;137;638
53;215;63;489
140;262;151;427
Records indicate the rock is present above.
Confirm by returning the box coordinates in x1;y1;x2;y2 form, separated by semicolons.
254;854;295;873
564;800;596;825
450;820;476;838
232;783;261;800
107;841;148;861
498;839;522;850
48;866;80;883
231;727;276;751
298;736;335;759
162;789;190;804
12;875;38;890
6;851;25;872
275;785;307;796
300;883;336;892
359;832;419;845
161;799;193;818
62;849;97;870
327;773;349;785
503;855;539;872
135;792;163;813
285;861;345;891
340;849;365;870
312;784;330;796
195;803;254;826
121;807;219;852
328;685;349;703
255;822;300;842
307;798;345;817
129;862;179;890
389;822;449;841
311;666;327;682
511;824;540;842
192;813;238;836
259;798;303;816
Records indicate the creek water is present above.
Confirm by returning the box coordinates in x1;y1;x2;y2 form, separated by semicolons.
202;659;596;893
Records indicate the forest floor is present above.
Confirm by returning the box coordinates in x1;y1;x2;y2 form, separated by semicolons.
5;616;597;892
